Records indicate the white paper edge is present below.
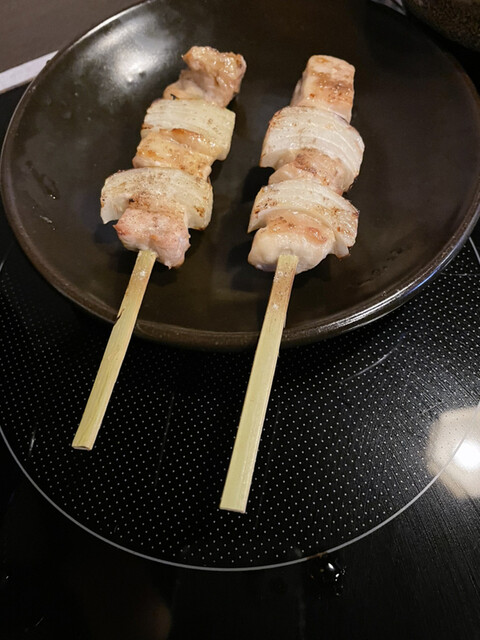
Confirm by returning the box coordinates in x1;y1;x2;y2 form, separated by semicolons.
0;52;58;94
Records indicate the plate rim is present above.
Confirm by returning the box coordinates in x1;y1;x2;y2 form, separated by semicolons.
1;0;480;351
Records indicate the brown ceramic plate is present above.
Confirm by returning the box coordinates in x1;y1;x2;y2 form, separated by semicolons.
2;0;480;350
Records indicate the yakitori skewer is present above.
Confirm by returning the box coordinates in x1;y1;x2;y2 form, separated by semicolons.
220;55;364;512
73;47;246;450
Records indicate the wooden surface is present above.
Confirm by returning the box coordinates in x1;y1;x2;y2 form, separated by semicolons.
0;0;135;72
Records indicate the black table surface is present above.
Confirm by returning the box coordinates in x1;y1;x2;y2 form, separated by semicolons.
2;4;480;639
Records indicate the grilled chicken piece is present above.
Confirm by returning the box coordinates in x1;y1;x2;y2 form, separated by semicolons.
133;130;213;179
268;149;346;194
101;167;213;267
260;106;364;192
248;212;336;274
248;178;358;258
114;207;190;268
163;46;247;107
290;55;355;123
141;97;235;160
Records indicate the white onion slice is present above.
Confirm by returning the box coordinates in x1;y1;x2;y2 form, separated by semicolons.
141;98;235;160
260;106;364;191
248;178;358;257
101;167;213;230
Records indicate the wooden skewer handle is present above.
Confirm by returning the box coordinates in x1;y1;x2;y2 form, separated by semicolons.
72;249;157;450
220;254;298;513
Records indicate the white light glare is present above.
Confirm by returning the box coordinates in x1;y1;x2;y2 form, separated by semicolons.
452;440;480;472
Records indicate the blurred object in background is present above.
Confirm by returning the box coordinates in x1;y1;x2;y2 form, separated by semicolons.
403;0;480;52
427;406;480;499
370;0;406;13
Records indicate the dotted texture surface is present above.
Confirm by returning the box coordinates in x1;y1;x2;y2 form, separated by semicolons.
1;238;480;569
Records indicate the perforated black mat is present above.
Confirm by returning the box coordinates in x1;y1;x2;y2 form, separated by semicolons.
2;227;480;569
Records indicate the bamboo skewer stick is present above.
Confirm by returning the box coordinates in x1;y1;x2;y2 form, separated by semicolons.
220;253;298;513
72;249;157;450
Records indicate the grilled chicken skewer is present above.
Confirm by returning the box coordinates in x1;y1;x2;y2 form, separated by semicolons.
221;54;364;512
73;47;246;450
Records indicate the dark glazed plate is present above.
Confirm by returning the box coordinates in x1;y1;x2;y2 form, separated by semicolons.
1;0;480;349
